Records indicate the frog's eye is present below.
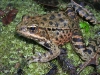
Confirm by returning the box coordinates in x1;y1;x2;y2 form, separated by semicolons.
27;24;38;32
27;26;37;31
30;27;35;30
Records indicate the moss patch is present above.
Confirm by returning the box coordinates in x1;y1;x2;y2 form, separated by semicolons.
0;0;100;75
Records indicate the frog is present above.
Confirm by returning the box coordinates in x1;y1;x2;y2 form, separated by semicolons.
16;0;100;74
16;10;78;62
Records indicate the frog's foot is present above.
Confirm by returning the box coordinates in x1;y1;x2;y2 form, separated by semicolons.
77;53;98;74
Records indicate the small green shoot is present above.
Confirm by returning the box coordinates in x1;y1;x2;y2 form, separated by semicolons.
79;21;90;32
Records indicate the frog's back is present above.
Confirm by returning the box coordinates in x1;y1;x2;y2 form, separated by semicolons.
32;11;76;28
32;11;79;45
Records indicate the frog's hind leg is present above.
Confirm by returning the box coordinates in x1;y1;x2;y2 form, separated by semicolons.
77;37;100;74
28;41;60;63
71;31;100;74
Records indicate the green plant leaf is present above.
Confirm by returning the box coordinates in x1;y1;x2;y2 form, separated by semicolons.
79;21;90;32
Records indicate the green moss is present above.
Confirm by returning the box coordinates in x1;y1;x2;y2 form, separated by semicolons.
0;0;100;75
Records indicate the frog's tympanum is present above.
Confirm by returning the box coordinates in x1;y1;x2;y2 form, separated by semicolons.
16;0;100;74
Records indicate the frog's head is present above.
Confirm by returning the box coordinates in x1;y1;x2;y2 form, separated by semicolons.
16;15;47;41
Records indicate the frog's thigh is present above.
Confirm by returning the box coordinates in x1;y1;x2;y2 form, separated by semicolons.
28;41;60;63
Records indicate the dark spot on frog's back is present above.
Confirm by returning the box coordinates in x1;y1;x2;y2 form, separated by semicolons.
47;28;51;31
59;18;64;22
56;37;58;41
42;17;47;21
58;13;61;17
64;22;67;27
56;32;59;35
60;35;63;38
49;21;53;25
49;14;55;20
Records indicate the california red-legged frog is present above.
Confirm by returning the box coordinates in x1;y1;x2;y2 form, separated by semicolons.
16;0;100;72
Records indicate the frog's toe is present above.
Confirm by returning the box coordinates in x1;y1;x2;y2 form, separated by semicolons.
27;55;41;64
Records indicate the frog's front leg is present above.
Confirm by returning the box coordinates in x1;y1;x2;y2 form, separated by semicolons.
28;40;60;63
